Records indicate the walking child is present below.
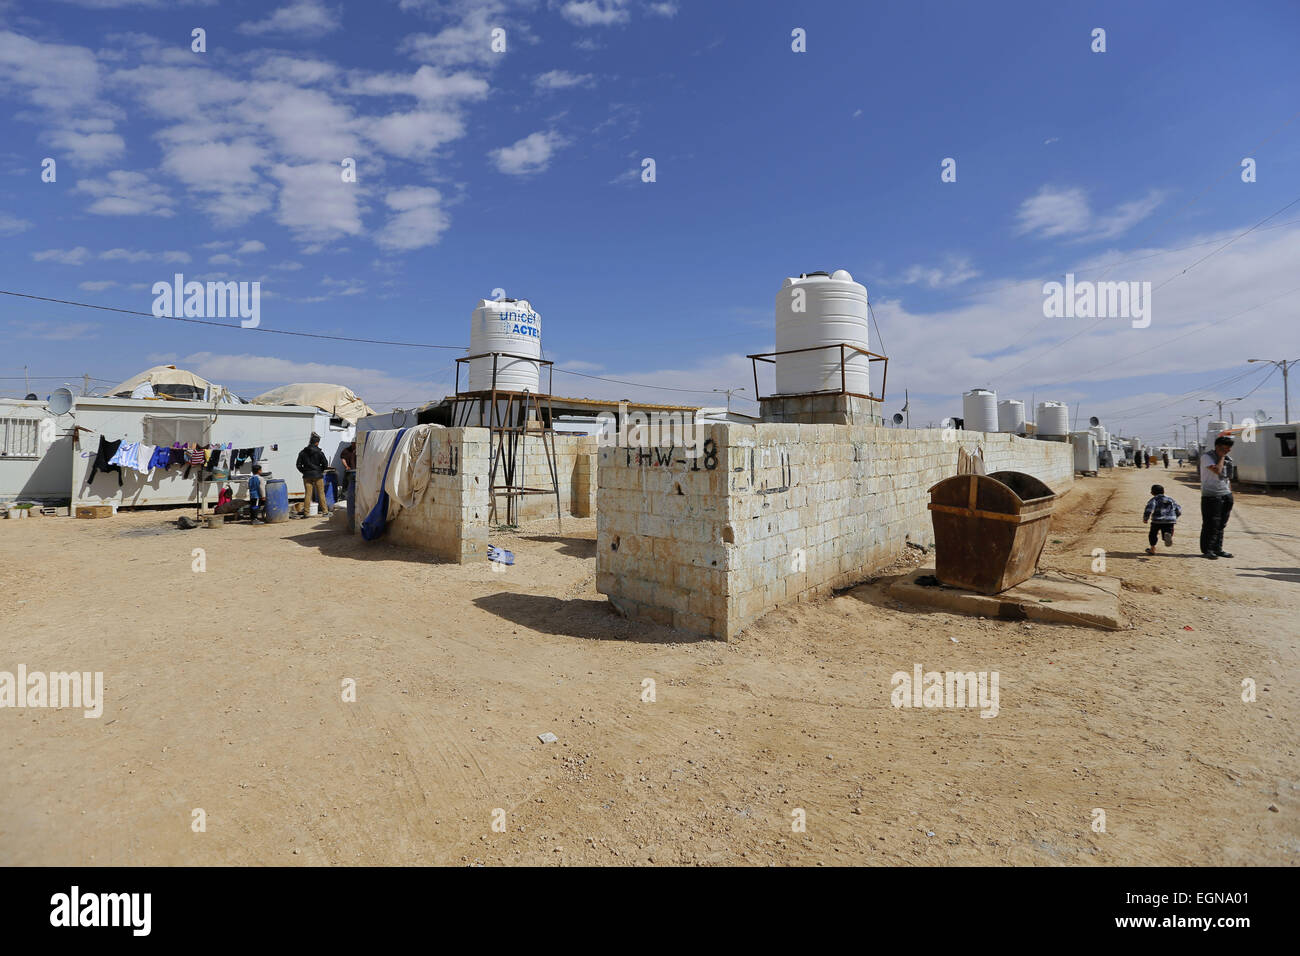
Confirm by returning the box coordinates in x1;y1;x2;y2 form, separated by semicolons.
1142;483;1181;554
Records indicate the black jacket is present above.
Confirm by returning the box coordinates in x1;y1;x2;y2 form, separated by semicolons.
296;444;329;480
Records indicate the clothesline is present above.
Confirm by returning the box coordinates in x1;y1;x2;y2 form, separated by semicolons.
88;435;264;487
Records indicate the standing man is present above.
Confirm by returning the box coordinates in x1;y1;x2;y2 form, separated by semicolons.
1162;449;1170;469
296;432;331;518
1199;435;1235;559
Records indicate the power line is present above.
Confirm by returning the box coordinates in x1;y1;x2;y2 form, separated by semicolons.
0;290;466;350
0;288;758;401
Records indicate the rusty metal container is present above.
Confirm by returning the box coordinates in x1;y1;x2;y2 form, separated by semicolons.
927;471;1057;594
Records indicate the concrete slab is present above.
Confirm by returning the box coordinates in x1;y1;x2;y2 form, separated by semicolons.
888;566;1123;630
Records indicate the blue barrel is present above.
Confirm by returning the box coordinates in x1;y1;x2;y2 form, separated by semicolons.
264;478;290;523
345;469;356;532
323;471;337;509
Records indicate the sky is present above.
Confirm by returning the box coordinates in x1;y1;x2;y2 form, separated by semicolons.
1;0;1297;445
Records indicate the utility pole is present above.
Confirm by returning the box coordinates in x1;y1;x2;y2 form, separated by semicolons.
1247;357;1295;424
1198;397;1240;421
82;373;90;396
712;386;745;415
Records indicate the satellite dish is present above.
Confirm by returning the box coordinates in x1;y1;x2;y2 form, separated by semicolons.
940;417;953;429
48;387;74;416
1088;415;1100;427
1255;408;1271;423
892;413;904;425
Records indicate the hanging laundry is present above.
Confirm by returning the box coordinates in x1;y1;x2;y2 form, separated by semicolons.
90;436;124;487
183;445;207;479
133;442;156;474
153;446;177;469
109;441;140;471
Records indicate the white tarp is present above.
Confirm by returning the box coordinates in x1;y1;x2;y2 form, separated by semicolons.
110;365;221;400
355;424;444;522
251;383;375;423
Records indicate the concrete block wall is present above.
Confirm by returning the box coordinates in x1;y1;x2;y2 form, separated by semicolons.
596;424;1074;639
354;427;489;563
515;433;597;521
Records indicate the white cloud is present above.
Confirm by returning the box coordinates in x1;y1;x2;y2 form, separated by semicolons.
560;0;631;27
364;109;465;159
646;2;677;17
237;240;266;254
78;280;117;291
490;130;567;175
0;211;31;234
208;253;241;265
33;247;92;265
238;1;341;39
1015;185;1165;242
269;162;364;242
898;255;981;289
535;69;595;90
178;351;446;411
376;186;450;251
74;170;174;217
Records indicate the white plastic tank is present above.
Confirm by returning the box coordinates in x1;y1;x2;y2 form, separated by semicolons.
1036;401;1070;438
774;270;870;395
997;399;1026;434
1090;424;1107;446
1206;420;1229;447
467;298;542;393
962;388;998;433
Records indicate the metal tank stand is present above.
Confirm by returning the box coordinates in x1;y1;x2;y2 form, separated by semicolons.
453;352;562;531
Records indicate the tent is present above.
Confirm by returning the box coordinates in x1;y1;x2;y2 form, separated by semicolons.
109;365;229;403
250;383;375;423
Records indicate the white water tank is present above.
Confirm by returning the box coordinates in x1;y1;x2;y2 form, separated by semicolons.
774;270;870;395
1206;420;1229;447
1037;401;1070;438
467;298;542;393
963;388;998;433
997;399;1026;434
1090;424;1107;446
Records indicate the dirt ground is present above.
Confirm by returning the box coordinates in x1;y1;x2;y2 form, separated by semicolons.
1;464;1295;866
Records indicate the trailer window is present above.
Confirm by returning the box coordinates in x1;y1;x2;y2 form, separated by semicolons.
1278;432;1297;458
0;417;41;458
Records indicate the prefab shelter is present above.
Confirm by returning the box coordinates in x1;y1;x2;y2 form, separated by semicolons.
1223;422;1298;486
0;398;75;503
71;396;317;509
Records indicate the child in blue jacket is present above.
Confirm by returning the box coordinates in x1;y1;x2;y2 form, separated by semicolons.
1142;483;1182;554
248;465;265;522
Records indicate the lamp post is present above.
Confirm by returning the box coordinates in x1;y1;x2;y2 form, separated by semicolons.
712;386;746;415
1247;358;1294;425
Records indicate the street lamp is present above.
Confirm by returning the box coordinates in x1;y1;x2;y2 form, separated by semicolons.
1247;358;1295;425
712;386;746;415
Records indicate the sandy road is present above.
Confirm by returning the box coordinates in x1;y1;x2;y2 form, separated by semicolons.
0;465;1294;865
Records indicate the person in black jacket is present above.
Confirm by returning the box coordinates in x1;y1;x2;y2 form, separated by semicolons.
295;432;331;518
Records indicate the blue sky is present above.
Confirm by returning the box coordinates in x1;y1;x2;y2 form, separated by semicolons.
1;0;1298;443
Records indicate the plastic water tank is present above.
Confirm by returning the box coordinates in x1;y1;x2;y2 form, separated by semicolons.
774;270;870;395
1090;424;1107;446
963;388;998;433
1036;401;1070;437
468;298;542;393
997;399;1025;434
